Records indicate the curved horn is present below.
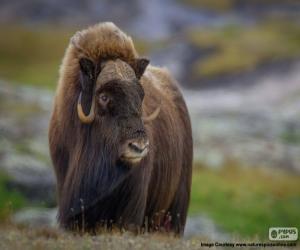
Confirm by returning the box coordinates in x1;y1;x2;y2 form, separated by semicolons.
142;106;161;123
77;92;95;124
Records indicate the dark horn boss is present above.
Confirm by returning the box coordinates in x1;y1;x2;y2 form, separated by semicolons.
48;22;193;235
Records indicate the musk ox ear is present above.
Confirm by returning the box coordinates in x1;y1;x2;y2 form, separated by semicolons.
133;58;150;79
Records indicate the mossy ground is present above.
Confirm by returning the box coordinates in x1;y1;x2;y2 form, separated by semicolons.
0;172;27;221
179;0;300;12
188;20;300;79
190;162;300;239
0;224;298;250
0;25;74;89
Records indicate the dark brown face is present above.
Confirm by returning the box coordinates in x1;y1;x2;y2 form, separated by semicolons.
95;78;149;164
76;57;157;165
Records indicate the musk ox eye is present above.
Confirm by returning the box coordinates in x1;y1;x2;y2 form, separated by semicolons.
99;93;110;106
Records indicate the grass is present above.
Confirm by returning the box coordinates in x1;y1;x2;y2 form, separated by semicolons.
190;161;300;239
188;20;300;79
0;224;211;250
280;130;300;144
0;25;75;89
0;224;298;250
0;171;27;222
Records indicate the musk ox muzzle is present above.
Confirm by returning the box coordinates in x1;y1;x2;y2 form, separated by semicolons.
120;138;149;164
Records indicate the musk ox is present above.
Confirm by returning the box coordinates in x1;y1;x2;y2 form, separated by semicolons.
49;22;193;235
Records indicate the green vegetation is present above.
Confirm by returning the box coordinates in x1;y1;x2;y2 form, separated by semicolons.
0;225;286;250
0;25;155;89
280;129;300;144
189;162;300;239
0;171;27;221
180;0;300;12
188;21;300;78
0;25;74;89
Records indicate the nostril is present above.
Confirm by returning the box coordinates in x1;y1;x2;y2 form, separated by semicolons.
128;141;149;153
128;142;143;153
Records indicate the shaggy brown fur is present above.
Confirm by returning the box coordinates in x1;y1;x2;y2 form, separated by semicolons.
49;22;193;235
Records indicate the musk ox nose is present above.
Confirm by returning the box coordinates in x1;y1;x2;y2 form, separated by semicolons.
128;140;149;154
121;138;149;164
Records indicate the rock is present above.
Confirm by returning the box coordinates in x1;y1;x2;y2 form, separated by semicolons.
0;80;55;206
150;41;202;82
13;207;57;227
185;215;229;240
185;61;300;172
3;154;55;206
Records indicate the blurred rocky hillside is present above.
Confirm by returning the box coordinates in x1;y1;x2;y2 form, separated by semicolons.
1;0;300;39
1;0;300;88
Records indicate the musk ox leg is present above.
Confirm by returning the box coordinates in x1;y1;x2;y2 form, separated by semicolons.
167;181;191;236
167;150;192;236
